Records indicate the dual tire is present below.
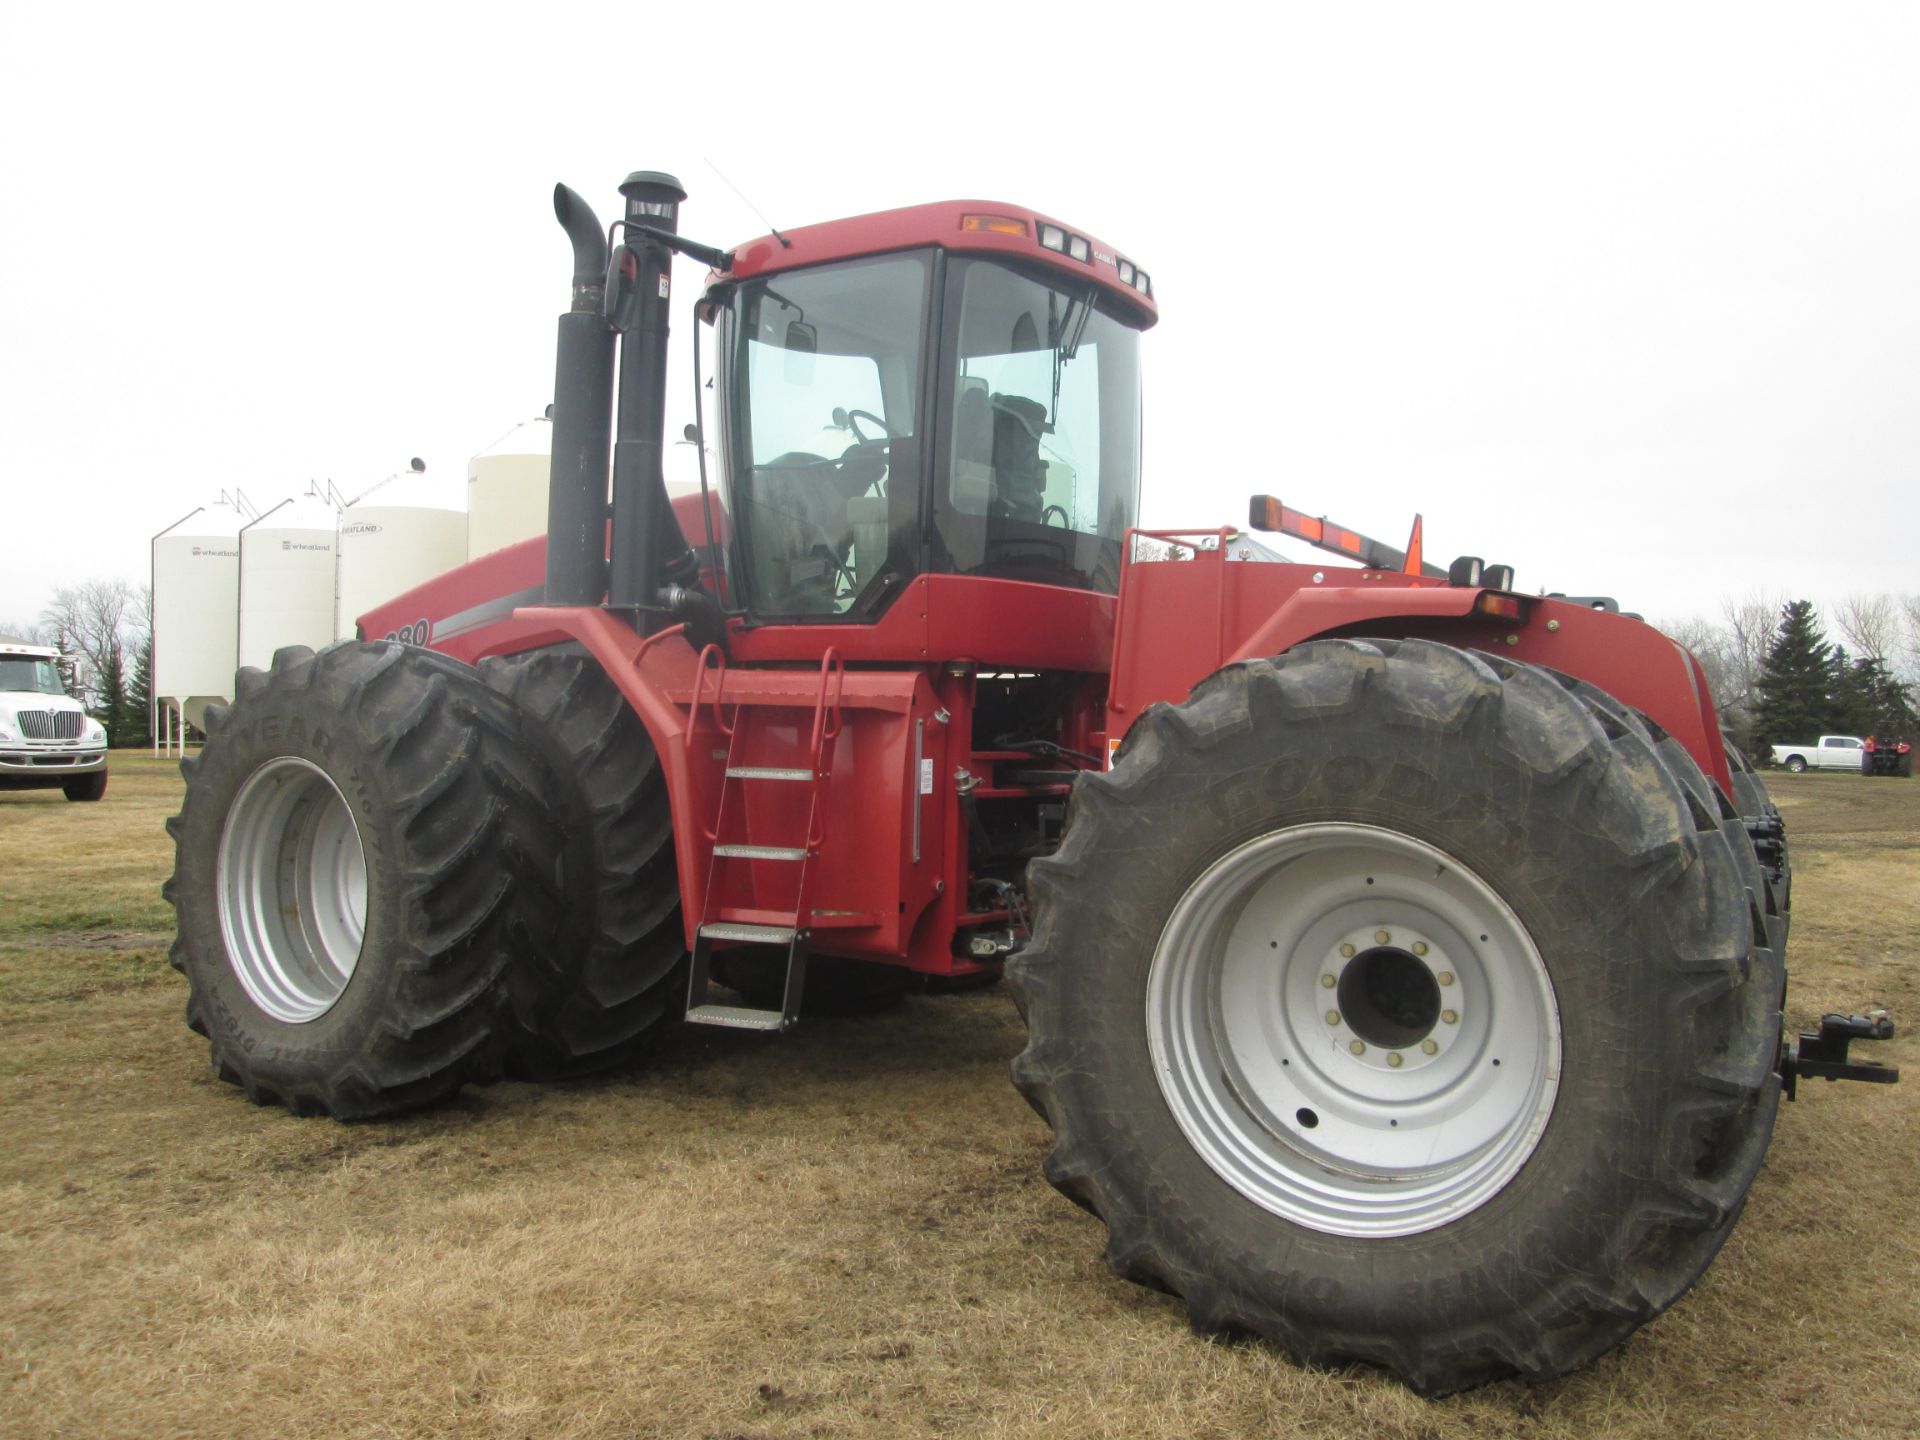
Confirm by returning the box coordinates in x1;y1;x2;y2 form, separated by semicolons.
166;642;686;1118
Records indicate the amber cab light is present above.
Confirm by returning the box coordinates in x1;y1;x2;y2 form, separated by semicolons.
961;214;1029;236
1475;594;1527;620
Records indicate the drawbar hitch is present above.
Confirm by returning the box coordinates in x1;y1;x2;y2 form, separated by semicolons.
1781;1011;1900;1100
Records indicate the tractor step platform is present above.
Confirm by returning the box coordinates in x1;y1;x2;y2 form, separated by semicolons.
698;921;797;944
685;1003;790;1032
713;844;807;861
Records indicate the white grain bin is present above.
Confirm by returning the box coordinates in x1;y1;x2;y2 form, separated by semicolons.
238;492;340;672
334;460;467;640
151;499;249;742
466;414;553;560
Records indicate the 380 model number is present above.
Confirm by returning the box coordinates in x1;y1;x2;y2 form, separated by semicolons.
383;618;432;646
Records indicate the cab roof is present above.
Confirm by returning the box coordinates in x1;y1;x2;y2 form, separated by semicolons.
712;200;1158;330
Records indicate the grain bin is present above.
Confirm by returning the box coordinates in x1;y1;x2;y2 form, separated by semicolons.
466;414;553;560
335;460;467;640
151;497;249;747
237;491;339;672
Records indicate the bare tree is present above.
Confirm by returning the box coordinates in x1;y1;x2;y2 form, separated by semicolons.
0;617;56;645
1835;593;1901;665
1902;593;1920;680
1717;590;1782;717
41;579;136;719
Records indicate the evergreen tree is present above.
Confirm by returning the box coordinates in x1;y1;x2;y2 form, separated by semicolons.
1837;654;1919;741
1752;600;1834;748
125;630;154;749
93;634;128;746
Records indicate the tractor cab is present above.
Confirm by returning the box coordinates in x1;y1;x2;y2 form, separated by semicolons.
699;204;1156;621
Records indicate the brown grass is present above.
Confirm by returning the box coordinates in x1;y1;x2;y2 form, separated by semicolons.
2;759;1917;1439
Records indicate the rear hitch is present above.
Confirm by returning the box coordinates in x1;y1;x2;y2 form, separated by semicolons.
1782;1011;1900;1100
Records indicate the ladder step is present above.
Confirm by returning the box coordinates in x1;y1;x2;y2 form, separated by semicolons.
726;765;813;781
685;1003;790;1032
713;843;807;861
698;921;797;944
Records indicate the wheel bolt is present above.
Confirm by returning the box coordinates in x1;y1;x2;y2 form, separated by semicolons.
1374;929;1391;944
1441;1009;1458;1025
1349;1039;1366;1055
1339;942;1356;958
1437;971;1455;987
1421;1039;1439;1055
1386;1052;1404;1068
1325;1009;1341;1026
1411;941;1428;956
1321;973;1337;989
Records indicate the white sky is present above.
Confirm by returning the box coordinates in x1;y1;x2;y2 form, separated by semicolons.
3;3;1915;630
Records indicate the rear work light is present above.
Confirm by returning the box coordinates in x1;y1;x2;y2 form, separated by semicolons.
1038;223;1068;251
961;214;1028;236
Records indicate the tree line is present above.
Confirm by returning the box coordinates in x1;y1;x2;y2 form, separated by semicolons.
1660;593;1920;755
2;579;154;748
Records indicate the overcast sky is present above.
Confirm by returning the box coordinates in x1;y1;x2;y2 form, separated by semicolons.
2;3;1915;634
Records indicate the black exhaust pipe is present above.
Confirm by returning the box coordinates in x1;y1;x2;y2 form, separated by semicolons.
607;170;699;615
545;183;615;607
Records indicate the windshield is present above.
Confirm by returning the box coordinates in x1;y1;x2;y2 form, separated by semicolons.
0;656;66;695
934;256;1141;592
726;252;931;616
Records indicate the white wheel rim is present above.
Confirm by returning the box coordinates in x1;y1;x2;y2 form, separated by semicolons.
217;757;368;1023
1146;823;1562;1237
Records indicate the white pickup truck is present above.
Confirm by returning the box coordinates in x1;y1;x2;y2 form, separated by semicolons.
0;638;108;801
1770;734;1865;773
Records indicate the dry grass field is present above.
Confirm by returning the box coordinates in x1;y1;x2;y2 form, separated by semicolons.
3;757;1916;1439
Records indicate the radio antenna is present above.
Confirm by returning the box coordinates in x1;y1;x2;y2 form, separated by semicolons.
706;158;792;248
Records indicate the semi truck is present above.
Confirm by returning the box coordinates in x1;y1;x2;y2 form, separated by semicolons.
0;638;108;800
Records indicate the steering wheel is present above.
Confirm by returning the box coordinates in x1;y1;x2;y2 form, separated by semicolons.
840;408;894;443
1041;504;1072;529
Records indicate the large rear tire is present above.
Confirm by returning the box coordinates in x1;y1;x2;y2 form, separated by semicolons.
165;643;569;1118
1008;639;1780;1394
479;648;688;1078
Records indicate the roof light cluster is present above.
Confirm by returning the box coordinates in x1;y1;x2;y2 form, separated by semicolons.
959;213;1152;301
1115;258;1152;297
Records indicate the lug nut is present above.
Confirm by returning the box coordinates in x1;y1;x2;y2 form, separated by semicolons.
1437;971;1454;987
1340;942;1356;958
1421;1039;1439;1055
1374;929;1391;945
1386;1052;1404;1068
1321;974;1337;989
1349;1039;1366;1055
1441;1009;1458;1025
1411;941;1428;957
1325;1010;1341;1026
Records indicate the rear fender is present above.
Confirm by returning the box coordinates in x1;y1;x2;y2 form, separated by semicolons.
1108;552;1730;793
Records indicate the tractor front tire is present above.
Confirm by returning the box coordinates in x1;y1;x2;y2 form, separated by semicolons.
480;648;688;1078
1009;639;1779;1394
165;643;567;1118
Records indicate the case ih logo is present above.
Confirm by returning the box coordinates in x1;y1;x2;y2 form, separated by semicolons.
281;540;332;552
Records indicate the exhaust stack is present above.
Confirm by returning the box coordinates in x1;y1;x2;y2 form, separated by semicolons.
607;170;699;615
544;183;614;606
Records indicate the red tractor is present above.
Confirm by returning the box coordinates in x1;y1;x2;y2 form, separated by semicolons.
165;170;1896;1394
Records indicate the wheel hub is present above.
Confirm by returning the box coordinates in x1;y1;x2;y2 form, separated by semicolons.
216;757;368;1023
1146;823;1562;1237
